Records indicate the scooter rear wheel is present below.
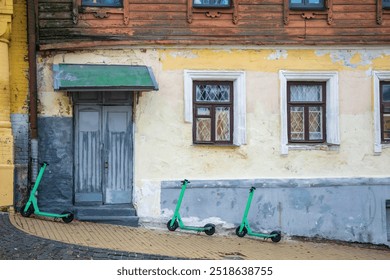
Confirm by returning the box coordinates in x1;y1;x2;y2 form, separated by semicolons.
167;219;179;231
61;211;74;223
270;230;281;243
20;203;34;217
204;223;216;236
235;226;248;237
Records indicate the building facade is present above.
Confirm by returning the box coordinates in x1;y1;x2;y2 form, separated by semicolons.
14;0;390;245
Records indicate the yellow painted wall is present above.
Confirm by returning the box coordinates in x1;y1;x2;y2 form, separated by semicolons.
9;0;28;115
0;0;13;206
160;49;390;72
38;47;390;216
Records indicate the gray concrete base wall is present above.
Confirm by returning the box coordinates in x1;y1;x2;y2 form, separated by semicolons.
37;117;74;213
161;178;390;245
11;114;29;207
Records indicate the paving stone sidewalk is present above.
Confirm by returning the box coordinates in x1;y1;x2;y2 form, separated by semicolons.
1;211;390;260
0;212;180;260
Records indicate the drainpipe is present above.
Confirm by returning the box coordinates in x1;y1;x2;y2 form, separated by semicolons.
27;0;39;182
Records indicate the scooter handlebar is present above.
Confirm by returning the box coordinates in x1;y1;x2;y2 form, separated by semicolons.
250;186;256;192
40;161;49;166
181;179;190;184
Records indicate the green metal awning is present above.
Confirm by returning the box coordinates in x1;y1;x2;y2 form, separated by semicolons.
53;64;158;91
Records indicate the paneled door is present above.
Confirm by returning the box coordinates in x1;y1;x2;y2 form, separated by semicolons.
75;105;133;204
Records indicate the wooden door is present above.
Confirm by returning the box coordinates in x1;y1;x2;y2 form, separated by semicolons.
75;105;133;204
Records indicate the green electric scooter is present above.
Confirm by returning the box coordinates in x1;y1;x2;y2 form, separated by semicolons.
20;162;74;223
167;179;216;235
236;187;281;242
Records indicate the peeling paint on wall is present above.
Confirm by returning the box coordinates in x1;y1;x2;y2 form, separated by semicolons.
37;91;72;117
134;180;161;217
267;50;288;60
160;48;390;72
315;49;390;69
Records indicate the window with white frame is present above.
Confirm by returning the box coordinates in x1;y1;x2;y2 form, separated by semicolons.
279;71;339;155
184;70;246;146
373;71;390;153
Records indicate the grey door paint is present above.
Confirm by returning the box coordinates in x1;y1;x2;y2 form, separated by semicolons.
103;106;133;204
75;105;133;205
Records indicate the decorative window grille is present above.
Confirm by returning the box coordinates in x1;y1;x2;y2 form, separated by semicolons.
287;82;326;143
380;82;390;142
193;81;234;144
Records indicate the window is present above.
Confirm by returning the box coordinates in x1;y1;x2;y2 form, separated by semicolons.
287;82;326;143
193;0;231;8
193;81;233;144
279;71;339;155
82;0;122;7
284;0;332;25
289;0;325;10
73;0;128;24
188;0;238;24
184;70;246;146
377;0;390;24
384;0;390;9
381;82;390;143
373;72;390;153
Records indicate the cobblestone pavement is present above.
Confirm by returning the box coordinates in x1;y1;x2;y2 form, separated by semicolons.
1;211;390;260
0;212;180;260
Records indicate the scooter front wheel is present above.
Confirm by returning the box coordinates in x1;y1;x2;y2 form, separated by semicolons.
270;230;281;243
204;223;216;236
167;219;179;231
61;211;74;223
20;203;34;217
235;226;247;237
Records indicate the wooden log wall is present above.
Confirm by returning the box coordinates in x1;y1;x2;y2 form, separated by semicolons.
37;0;390;50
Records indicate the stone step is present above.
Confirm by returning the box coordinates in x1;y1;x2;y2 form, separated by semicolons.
76;215;139;227
74;205;138;227
76;205;136;217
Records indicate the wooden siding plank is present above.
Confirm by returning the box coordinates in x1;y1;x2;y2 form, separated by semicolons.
39;11;73;20
37;0;390;48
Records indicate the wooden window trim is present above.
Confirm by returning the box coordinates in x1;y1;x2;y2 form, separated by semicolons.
283;0;333;25
380;81;390;143
72;0;130;25
287;81;327;144
377;0;390;25
193;81;234;145
187;0;239;24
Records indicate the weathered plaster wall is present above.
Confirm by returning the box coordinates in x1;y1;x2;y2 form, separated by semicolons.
37;117;73;213
36;47;390;244
134;49;390;205
161;179;390;245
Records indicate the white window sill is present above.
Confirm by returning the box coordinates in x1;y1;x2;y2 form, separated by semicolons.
287;143;340;152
